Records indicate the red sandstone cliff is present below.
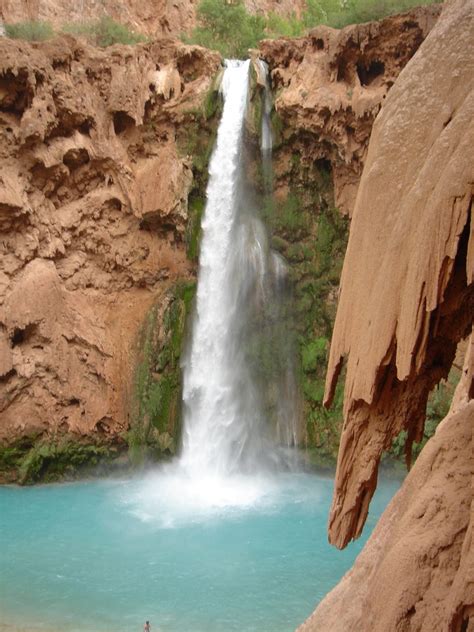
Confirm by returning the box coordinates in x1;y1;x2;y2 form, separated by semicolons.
0;6;440;477
0;0;307;38
298;0;473;628
0;36;220;454
259;4;441;215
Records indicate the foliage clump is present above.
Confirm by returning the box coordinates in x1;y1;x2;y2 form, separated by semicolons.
186;0;442;58
186;0;266;59
0;435;119;484
4;20;54;41
389;367;461;462
4;17;145;47
128;282;196;464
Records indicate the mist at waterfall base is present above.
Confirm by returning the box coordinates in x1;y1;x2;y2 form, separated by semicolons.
0;62;402;632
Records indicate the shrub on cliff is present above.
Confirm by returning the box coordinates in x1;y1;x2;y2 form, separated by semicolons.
62;17;146;47
186;0;265;58
187;0;442;57
322;0;443;28
4;20;54;41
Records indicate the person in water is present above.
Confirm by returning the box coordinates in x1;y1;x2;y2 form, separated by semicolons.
144;622;150;632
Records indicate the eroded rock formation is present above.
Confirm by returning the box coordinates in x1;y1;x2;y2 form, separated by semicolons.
260;4;441;214
298;0;473;628
323;0;473;550
0;35;221;479
298;339;473;631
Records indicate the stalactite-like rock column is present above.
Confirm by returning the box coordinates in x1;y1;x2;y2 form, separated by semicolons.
323;0;474;549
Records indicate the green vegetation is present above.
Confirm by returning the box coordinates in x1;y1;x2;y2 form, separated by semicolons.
265;12;304;38
128;282;196;464
0;435;120;484
258;144;349;458
319;0;442;27
4;20;54;41
186;0;442;57
186;196;205;261
185;0;265;58
178;79;223;262
4;17;145;47
62;17;146;47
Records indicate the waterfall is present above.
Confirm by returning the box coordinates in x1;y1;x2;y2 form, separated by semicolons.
180;59;300;480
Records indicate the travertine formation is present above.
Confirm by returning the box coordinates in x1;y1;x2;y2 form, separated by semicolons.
0;0;307;38
298;341;473;631
323;0;473;550
0;36;220;453
298;0;473;629
259;5;441;214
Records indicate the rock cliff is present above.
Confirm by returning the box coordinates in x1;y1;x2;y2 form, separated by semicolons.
323;0;473;550
299;343;473;631
0;35;221;480
298;0;473;628
0;0;307;38
260;4;441;215
0;4;450;484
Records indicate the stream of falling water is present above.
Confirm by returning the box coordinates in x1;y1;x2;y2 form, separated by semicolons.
180;59;300;479
121;60;301;524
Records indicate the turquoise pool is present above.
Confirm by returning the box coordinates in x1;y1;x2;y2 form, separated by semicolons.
0;468;399;632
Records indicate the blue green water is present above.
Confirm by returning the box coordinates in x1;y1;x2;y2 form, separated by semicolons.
0;469;399;632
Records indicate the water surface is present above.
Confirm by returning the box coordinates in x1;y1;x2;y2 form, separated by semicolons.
0;470;399;632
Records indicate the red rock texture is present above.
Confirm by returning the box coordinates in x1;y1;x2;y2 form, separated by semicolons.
323;0;473;550
259;5;441;215
298;346;474;631
0;0;307;38
297;1;473;629
0;36;220;450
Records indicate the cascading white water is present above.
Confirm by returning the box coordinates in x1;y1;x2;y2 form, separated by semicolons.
180;59;268;476
257;59;273;155
180;59;299;479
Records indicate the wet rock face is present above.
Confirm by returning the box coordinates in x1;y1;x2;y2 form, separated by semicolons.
0;36;221;471
259;4;441;215
251;6;439;458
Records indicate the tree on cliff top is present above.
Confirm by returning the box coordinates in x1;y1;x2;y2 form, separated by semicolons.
186;0;265;58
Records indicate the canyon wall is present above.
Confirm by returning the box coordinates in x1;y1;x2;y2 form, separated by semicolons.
0;5;441;481
0;0;307;38
260;4;441;216
298;0;473;628
0;35;221;480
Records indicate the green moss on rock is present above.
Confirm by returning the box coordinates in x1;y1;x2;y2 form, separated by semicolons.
177;75;223;264
256;140;349;459
0;435;122;485
129;281;196;464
